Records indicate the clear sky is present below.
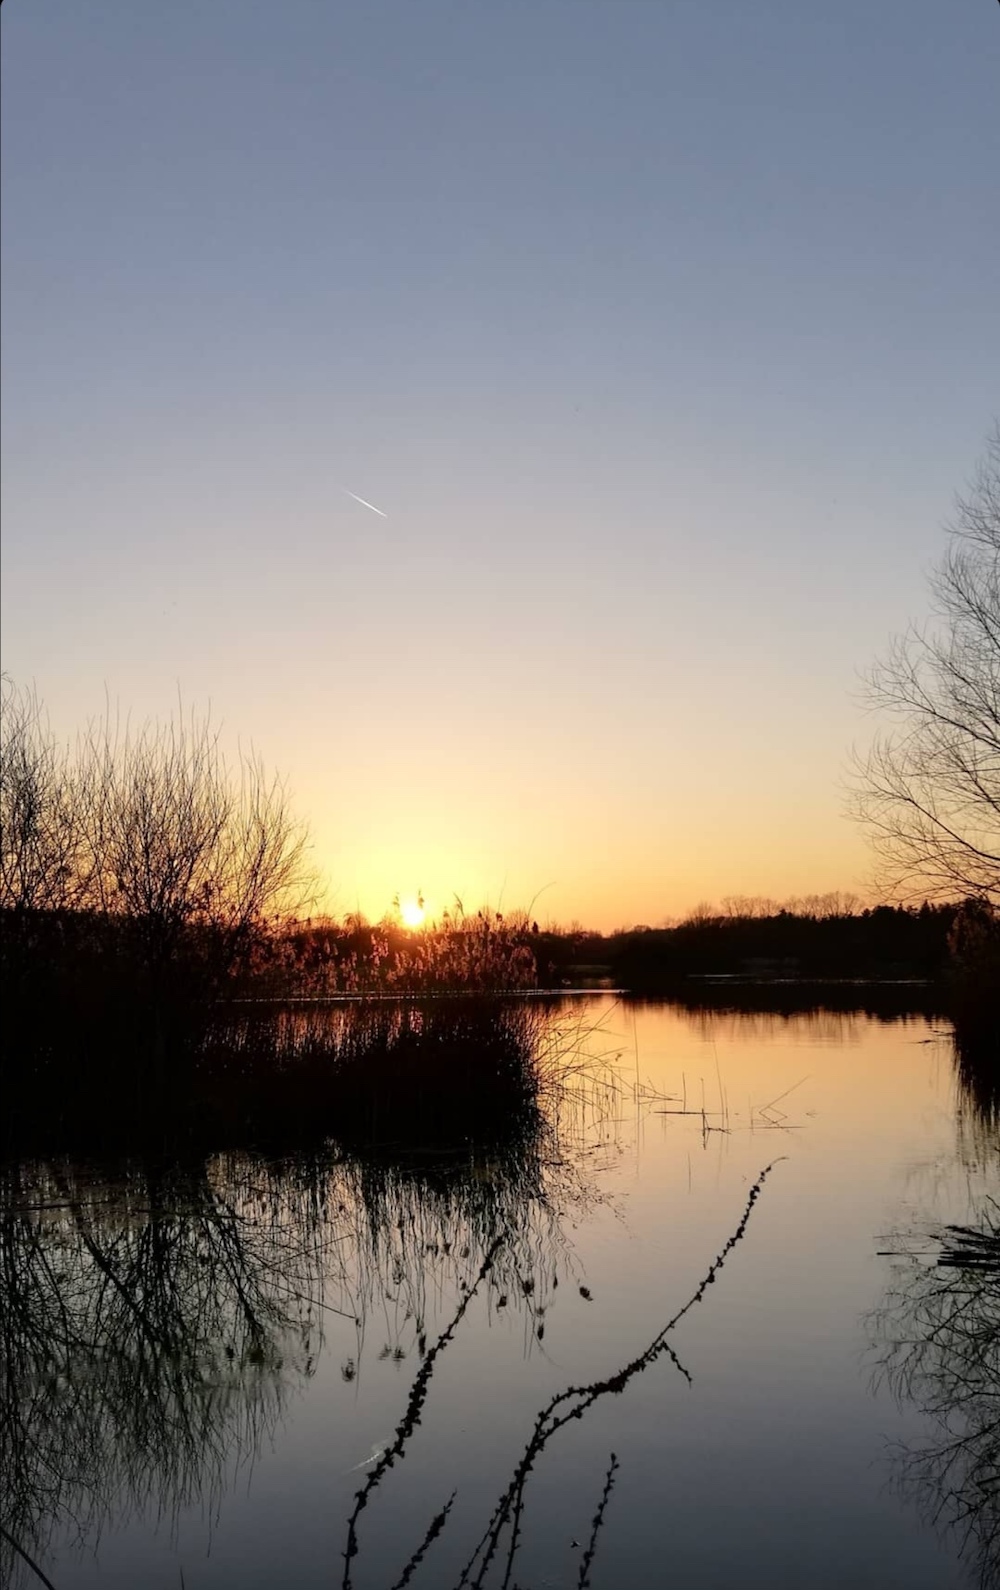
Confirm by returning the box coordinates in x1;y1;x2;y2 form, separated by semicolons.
2;1;998;929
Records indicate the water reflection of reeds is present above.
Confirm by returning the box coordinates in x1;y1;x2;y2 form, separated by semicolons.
0;1042;604;1590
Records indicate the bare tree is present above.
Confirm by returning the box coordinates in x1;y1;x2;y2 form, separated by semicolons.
1;687;313;1022
80;708;311;981
0;678;85;915
853;428;1000;904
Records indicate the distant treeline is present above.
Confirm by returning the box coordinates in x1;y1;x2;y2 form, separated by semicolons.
603;903;959;985
534;899;998;1038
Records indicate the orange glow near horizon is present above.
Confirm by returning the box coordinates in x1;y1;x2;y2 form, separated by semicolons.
306;813;877;934
285;715;881;934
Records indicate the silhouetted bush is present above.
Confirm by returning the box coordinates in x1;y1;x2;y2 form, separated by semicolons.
195;998;548;1154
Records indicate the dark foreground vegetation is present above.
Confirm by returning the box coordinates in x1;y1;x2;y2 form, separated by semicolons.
2;676;996;1154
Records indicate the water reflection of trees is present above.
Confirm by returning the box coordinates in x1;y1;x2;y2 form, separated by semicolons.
0;1157;325;1586
622;988;946;1049
872;1051;1000;1590
0;1106;594;1586
955;1032;1000;1149
681;1006;871;1046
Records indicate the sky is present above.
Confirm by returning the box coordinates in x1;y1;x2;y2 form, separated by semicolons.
2;1;998;930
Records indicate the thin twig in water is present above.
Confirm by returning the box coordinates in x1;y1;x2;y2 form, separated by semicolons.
342;1239;504;1590
389;1492;458;1590
459;1161;782;1589
577;1453;619;1588
753;1074;811;1128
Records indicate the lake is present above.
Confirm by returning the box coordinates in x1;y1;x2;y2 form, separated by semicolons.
3;994;996;1590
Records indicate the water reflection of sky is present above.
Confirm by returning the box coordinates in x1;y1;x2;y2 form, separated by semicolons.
5;997;992;1589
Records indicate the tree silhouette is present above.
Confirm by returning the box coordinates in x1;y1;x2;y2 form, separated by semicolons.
853;429;1000;905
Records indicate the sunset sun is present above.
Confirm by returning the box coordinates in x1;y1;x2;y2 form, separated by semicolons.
399;898;426;929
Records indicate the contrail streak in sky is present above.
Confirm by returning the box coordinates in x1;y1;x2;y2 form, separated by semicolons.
344;489;388;518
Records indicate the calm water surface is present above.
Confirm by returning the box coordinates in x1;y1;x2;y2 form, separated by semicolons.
4;996;996;1589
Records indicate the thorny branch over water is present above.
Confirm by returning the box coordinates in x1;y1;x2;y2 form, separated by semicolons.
343;1163;780;1590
